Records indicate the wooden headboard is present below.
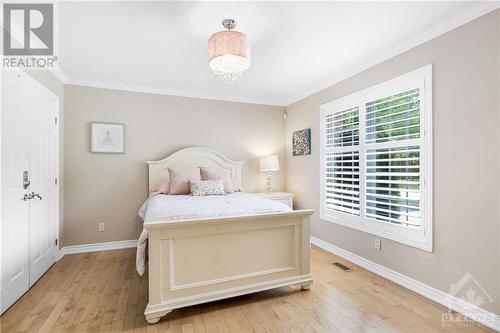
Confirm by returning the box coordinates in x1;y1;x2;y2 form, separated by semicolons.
146;147;243;192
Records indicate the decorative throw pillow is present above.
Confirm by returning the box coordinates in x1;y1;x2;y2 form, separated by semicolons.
200;167;234;193
190;179;225;196
168;168;201;195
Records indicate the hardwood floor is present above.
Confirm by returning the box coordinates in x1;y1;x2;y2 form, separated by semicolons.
0;246;494;333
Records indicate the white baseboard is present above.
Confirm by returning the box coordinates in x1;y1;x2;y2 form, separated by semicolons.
56;239;137;261
310;236;500;332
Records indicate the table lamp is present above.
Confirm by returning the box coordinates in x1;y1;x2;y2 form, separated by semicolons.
260;155;279;193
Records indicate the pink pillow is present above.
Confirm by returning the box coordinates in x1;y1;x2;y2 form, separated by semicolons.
168;168;201;195
150;181;170;196
200;167;234;194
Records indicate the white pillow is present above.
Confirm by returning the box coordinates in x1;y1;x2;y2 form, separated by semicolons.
190;179;225;196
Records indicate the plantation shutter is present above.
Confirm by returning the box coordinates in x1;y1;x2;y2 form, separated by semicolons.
324;107;360;216
320;65;431;250
364;88;421;228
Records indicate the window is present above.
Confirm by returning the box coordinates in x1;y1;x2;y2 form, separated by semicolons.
320;65;432;251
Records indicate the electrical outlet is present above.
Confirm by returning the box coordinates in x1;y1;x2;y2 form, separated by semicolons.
374;238;381;251
98;223;105;232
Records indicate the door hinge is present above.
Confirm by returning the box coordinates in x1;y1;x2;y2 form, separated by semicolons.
55;117;58;125
55;177;58;185
55;238;58;246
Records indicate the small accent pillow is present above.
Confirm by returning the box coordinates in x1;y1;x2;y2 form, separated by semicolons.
200;167;234;194
190;179;225;196
168;168;201;195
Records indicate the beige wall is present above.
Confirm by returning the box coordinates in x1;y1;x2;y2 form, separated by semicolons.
26;70;65;249
285;10;500;314
64;85;286;246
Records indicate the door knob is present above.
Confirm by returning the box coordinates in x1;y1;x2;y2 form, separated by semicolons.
23;192;43;201
30;192;42;200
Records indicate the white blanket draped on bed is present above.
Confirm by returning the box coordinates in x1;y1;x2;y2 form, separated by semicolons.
136;192;292;276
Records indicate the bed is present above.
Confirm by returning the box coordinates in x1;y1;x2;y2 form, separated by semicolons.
142;147;314;324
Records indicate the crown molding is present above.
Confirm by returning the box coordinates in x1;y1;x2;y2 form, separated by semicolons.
50;67;69;84
285;2;500;106
64;77;286;106
43;66;285;105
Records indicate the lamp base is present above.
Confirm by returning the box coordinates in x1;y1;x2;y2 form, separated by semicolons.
266;171;273;193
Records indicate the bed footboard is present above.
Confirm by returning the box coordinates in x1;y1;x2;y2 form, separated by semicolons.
143;209;314;324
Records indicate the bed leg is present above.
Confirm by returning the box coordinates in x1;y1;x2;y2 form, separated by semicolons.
145;310;172;324
146;317;161;325
300;281;313;290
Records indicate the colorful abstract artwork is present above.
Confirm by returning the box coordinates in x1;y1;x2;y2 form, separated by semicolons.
292;128;311;156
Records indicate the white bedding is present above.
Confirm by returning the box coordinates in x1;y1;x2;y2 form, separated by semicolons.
139;192;292;222
136;193;292;275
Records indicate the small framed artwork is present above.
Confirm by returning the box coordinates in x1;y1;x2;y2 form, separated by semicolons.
90;123;124;153
292;128;311;156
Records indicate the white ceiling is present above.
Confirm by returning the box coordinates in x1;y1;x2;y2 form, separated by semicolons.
58;1;496;106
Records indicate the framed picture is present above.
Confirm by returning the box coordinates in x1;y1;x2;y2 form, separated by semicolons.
90;123;124;153
292;128;311;156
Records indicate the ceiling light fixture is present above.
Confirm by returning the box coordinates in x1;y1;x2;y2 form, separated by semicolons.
208;19;250;84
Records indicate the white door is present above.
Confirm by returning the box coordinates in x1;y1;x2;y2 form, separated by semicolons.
1;71;31;313
27;77;58;285
1;71;59;314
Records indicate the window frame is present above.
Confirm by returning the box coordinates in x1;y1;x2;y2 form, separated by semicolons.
320;65;433;252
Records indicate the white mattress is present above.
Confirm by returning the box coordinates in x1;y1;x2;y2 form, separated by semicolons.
139;192;292;222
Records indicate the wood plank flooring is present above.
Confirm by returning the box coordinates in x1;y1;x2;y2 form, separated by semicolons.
0;246;494;333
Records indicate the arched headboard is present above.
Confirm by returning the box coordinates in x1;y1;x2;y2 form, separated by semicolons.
147;147;243;192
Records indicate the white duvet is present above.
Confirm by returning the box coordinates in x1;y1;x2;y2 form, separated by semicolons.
139;192;291;222
136;192;292;275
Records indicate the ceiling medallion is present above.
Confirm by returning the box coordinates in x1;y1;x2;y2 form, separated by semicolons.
208;19;251;84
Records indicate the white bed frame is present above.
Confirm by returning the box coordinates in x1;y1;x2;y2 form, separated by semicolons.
144;147;314;324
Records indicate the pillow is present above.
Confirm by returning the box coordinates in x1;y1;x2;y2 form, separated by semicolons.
190;179;225;196
168;168;201;195
150;181;170;196
200;167;234;194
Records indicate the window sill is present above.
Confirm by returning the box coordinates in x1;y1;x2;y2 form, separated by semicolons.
320;211;433;252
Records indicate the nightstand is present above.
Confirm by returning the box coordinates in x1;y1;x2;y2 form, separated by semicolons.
252;192;294;209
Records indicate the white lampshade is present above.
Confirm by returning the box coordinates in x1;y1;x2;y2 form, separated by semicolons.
260;155;279;172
